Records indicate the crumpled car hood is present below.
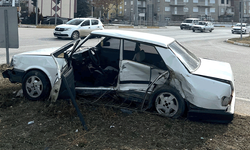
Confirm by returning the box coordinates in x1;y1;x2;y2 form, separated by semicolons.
193;58;234;82
16;47;60;56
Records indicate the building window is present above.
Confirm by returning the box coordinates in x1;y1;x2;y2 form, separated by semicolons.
221;8;224;13
227;0;229;4
165;0;170;2
184;7;188;12
210;0;215;3
131;1;133;5
125;2;126;5
193;7;198;12
193;0;198;3
184;0;188;2
165;7;170;11
158;0;160;2
138;1;141;5
221;0;224;4
210;8;215;13
158;7;160;12
125;9;127;12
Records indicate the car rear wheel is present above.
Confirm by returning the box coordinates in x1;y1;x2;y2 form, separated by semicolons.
151;86;185;118
209;29;212;32
71;31;79;40
193;29;195;32
22;70;51;101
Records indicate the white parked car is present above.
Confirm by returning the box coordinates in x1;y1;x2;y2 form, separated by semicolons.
3;30;235;123
192;21;214;32
231;23;250;34
53;18;104;40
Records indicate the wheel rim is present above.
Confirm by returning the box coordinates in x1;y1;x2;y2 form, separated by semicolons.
25;76;43;98
72;32;79;40
155;92;179;117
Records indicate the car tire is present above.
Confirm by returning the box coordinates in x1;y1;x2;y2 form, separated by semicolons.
232;31;234;34
71;31;79;40
193;29;195;32
209;29;212;32
22;70;51;101
180;28;183;30
151;86;185;118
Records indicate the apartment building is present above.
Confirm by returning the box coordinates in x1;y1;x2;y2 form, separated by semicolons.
124;0;250;25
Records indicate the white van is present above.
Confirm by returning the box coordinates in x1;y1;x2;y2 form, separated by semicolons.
180;18;200;30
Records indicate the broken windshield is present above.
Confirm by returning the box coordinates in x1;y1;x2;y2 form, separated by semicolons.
169;41;200;72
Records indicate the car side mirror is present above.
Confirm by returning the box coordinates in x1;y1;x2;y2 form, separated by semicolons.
103;42;110;46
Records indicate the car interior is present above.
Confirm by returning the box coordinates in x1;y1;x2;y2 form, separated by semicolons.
70;36;168;88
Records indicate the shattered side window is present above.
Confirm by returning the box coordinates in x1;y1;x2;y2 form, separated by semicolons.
169;41;200;72
123;40;167;69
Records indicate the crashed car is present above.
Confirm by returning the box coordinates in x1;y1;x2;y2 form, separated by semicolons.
231;23;249;34
2;30;235;123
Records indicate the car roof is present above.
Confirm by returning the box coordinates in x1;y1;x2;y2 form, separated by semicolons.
185;18;200;20
73;18;100;20
90;30;175;47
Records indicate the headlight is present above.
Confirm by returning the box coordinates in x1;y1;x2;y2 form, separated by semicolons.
64;28;70;31
221;96;232;106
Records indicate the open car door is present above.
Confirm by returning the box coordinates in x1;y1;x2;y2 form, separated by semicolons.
49;40;81;101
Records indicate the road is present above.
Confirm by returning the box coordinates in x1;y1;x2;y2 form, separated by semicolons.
0;26;249;115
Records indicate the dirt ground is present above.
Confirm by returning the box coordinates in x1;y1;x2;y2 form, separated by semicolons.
0;64;250;150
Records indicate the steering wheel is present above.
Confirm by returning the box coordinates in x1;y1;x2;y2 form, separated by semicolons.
88;47;100;67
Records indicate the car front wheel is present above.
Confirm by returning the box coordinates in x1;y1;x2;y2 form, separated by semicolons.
151;86;185;118
22;70;51;101
71;31;80;40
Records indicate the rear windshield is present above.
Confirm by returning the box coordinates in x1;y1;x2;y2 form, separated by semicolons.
66;19;84;25
169;41;200;72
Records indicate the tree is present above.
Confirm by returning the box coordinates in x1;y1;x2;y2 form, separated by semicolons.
92;0;123;22
76;0;90;17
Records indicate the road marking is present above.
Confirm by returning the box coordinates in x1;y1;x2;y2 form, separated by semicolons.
236;97;250;102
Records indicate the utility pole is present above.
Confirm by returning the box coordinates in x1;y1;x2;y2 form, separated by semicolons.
36;0;38;25
240;0;243;40
134;0;138;26
55;0;57;25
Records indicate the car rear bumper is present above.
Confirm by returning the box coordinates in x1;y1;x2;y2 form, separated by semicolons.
187;96;235;124
2;68;25;83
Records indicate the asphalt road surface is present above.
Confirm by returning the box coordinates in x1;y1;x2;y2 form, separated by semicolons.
0;26;249;115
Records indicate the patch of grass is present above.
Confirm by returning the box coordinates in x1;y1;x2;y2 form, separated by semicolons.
229;35;250;45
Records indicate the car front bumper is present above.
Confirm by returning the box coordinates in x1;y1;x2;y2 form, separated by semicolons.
2;68;25;83
232;30;245;33
53;30;71;38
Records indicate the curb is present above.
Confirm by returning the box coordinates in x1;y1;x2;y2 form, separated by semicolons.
225;39;250;47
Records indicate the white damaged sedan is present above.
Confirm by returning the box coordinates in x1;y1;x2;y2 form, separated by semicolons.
3;30;235;123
